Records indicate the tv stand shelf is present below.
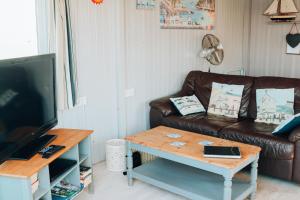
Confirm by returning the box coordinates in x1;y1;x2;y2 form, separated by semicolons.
0;129;94;200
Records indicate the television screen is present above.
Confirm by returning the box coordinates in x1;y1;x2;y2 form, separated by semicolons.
0;54;57;162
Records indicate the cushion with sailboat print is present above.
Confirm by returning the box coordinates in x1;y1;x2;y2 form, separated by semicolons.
255;88;294;125
170;95;205;116
207;82;244;119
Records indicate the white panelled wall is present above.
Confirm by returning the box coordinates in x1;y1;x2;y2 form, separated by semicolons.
124;0;250;134
57;0;122;163
57;0;250;163
249;0;300;78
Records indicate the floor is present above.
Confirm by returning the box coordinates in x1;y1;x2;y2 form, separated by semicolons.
77;162;300;200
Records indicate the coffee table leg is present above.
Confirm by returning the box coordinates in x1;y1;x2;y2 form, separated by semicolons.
250;157;259;200
127;143;133;186
223;176;232;200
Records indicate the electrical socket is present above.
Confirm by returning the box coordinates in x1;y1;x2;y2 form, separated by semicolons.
125;88;135;98
77;96;87;107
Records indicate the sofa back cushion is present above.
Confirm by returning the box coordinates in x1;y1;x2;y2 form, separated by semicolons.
249;76;300;119
181;71;254;118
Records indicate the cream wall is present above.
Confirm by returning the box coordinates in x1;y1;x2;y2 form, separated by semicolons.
123;0;251;134
248;0;300;78
57;0;123;163
58;0;251;162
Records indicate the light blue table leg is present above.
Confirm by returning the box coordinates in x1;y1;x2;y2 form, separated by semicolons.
223;176;232;200
250;157;259;200
127;143;133;186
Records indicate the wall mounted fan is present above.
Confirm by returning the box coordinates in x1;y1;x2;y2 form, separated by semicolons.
200;34;224;66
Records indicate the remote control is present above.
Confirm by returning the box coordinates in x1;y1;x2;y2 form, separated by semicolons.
40;145;66;159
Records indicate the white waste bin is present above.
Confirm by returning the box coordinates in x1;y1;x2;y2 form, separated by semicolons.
105;139;126;172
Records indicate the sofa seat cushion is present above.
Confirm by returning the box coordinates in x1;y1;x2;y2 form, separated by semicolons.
220;119;294;160
161;113;239;137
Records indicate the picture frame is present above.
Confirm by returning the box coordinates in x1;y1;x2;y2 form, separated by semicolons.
160;0;215;29
136;0;156;9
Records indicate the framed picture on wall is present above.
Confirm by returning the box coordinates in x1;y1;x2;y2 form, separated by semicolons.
160;0;215;29
137;0;156;9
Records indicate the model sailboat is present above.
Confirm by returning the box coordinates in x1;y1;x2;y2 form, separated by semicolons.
264;0;299;21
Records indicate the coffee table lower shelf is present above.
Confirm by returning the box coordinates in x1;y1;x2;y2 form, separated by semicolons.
132;158;253;200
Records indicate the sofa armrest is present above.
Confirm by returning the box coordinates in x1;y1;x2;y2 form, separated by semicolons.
292;140;300;183
149;92;182;117
288;126;300;143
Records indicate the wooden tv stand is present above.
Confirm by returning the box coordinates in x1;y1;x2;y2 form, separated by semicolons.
0;129;94;200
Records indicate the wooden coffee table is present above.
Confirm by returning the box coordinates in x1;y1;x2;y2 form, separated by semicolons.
125;126;261;200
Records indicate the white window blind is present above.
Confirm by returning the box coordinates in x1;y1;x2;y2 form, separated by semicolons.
0;1;38;60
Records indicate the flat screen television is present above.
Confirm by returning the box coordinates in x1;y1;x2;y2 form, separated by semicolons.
0;54;58;164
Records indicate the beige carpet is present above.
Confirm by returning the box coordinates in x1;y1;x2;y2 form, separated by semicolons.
77;162;300;200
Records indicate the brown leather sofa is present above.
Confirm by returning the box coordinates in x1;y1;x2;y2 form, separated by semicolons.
149;71;300;183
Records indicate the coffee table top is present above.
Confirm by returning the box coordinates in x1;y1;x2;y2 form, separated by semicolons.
125;126;261;170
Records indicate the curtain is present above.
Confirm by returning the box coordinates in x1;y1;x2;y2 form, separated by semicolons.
36;0;79;110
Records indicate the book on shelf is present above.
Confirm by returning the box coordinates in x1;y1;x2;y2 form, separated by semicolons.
51;181;81;200
30;173;38;184
80;166;92;188
31;180;39;194
80;166;92;178
80;174;92;188
31;173;39;194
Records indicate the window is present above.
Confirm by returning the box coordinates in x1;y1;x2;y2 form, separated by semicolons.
0;1;38;60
